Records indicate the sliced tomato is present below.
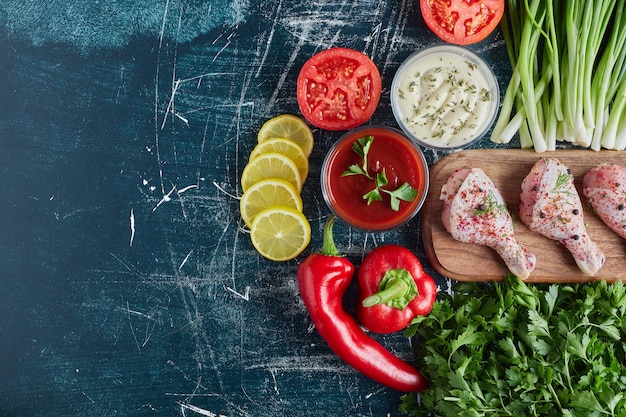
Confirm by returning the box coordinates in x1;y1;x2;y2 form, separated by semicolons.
296;47;382;131
420;0;504;45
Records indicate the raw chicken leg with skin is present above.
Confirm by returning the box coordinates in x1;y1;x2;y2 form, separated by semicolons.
440;167;536;280
519;158;605;276
583;164;626;239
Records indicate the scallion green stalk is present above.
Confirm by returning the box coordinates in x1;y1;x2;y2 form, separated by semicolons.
492;0;626;151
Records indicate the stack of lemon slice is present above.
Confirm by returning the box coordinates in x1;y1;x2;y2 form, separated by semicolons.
240;114;314;261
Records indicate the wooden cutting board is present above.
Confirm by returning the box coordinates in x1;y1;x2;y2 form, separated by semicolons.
422;149;626;283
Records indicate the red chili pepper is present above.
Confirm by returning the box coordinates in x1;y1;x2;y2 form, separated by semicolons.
297;215;428;392
357;245;437;334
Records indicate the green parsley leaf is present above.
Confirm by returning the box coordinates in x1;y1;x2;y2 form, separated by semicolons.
341;136;418;211
543;284;559;317
383;182;419;212
352;135;373;159
342;163;368;177
342;136;374;179
363;188;382;205
573;391;603;413
376;170;388;187
400;274;626;417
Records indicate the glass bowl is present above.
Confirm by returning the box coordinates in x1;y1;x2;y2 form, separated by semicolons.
391;44;500;150
321;125;429;232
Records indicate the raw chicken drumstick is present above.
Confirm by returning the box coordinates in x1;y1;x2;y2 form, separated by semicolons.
441;167;536;280
583;164;626;239
519;158;605;276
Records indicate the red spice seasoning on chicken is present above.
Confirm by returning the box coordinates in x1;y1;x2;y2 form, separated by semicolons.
440;166;536;280
520;157;605;276
583;163;626;239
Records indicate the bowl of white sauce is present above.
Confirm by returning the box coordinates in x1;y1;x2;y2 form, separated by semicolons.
391;44;499;150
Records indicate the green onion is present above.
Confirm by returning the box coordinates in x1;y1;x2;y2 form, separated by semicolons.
492;0;626;151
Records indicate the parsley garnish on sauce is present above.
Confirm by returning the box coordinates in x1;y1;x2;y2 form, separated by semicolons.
342;136;418;211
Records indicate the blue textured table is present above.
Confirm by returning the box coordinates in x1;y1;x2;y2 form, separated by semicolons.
0;2;510;416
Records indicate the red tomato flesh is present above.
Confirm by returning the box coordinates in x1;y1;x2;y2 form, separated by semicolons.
297;48;382;131
420;0;504;45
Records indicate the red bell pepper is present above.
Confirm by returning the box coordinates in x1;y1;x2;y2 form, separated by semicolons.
357;244;437;334
297;216;428;392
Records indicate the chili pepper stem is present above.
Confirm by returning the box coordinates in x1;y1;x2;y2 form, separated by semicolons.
321;215;341;256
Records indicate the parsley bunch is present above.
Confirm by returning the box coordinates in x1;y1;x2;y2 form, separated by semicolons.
342;136;418;211
401;274;626;417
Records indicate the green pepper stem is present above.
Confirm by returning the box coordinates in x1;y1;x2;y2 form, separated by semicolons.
321;215;340;256
362;279;409;307
361;268;418;310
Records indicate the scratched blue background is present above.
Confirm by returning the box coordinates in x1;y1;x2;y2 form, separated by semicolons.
0;1;510;416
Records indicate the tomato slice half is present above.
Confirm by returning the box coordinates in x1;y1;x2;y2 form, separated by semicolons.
296;47;382;131
420;0;504;45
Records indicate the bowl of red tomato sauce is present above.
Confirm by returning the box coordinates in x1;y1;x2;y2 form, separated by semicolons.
321;126;429;232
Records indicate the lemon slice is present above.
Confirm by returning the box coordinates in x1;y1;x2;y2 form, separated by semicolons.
257;114;314;158
239;178;303;228
241;152;302;193
250;206;311;261
249;137;309;181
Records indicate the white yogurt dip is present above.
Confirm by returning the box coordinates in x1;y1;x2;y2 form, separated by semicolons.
391;45;499;150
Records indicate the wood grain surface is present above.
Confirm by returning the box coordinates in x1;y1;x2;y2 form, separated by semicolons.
423;149;626;283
